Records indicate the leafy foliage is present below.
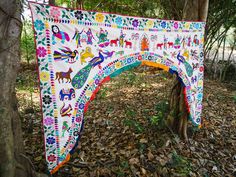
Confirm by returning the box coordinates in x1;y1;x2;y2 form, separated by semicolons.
21;20;36;64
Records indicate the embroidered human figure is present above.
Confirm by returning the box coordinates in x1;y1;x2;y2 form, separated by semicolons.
193;35;199;46
119;30;126;47
97;28;108;44
174;35;181;49
181;36;187;48
72;28;84;48
187;36;191;47
51;25;70;45
163;35;168;49
86;28;95;45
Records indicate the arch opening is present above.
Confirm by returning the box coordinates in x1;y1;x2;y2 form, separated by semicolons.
51;52;196;174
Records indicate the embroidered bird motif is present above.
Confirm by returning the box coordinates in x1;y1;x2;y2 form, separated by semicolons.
177;52;193;77
177;52;185;65
102;50;115;59
72;50;105;89
62;121;69;138
53;47;78;64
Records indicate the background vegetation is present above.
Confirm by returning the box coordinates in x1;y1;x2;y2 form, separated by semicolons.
13;0;236;176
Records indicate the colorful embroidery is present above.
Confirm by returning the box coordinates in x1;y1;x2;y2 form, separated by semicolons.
29;2;205;174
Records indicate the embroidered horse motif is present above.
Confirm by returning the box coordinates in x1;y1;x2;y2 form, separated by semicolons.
55;68;73;83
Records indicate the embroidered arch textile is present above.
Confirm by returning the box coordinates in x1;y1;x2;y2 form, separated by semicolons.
29;2;205;173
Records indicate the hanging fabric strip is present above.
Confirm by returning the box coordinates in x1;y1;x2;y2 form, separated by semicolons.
29;2;205;173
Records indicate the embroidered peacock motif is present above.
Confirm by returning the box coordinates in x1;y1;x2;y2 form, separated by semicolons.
72;50;105;89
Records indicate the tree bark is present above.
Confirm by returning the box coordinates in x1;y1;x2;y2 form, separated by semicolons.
49;0;55;5
0;0;22;176
168;0;209;140
0;1;48;177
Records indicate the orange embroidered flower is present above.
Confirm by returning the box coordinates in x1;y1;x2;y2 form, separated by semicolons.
146;20;154;28
115;61;122;69
95;13;105;23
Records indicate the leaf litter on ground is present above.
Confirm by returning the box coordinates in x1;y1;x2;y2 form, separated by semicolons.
17;63;236;177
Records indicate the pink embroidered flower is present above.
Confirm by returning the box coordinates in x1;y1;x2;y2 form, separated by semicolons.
199;66;204;72
68;143;74;149
44;117;54;126
138;55;142;60
47;154;56;162
173;22;179;29
75;117;82;123
50;7;61;18
37;47;47;57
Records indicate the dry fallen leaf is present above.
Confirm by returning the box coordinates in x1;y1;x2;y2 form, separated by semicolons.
147;151;154;161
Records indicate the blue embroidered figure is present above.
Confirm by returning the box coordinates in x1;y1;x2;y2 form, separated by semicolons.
59;88;75;101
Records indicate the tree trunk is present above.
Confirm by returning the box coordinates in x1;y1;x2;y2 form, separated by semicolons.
0;1;47;177
76;0;84;9
168;0;209;140
49;0;55;5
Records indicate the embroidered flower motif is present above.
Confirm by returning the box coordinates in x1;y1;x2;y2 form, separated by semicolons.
95;13;105;23
148;55;153;60
43;95;52;105
95;79;100;85
50;7;61;18
199;66;204;72
161;21;166;28
127;57;133;64
34;20;44;31
40;71;49;82
47;154;56;162
132;19;139;28
115;61;122;69
44;117;54;126
75;117;82;123
146;20;154;28
138;55;142;60
78;103;84;109
194;23;200;29
46;137;55;144
173;22;179;29
85;90;92;97
68;143;74;149
115;17;122;26
104;67;111;76
184;22;190;29
197;93;203;99
37;47;47;58
39;7;47;15
74;11;83;20
200;52;204;58
73;131;79;136
196;118;200;123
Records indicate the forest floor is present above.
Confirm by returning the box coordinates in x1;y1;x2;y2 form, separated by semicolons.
16;63;236;177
